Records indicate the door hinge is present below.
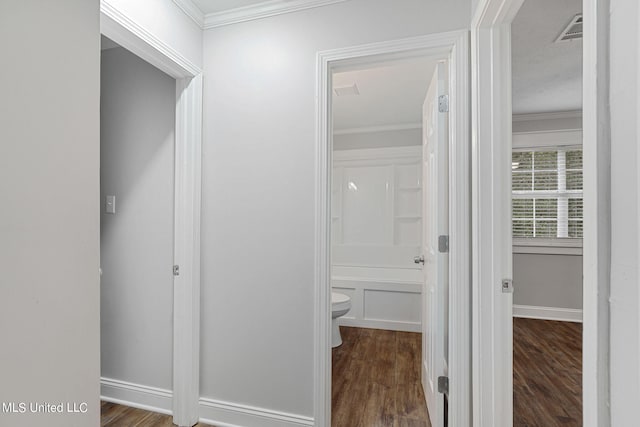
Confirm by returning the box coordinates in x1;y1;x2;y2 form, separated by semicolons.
173;265;180;276
438;376;449;396
438;95;449;113
502;278;513;293
438;235;449;253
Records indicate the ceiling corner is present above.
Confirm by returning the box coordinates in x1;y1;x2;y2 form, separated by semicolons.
173;0;205;29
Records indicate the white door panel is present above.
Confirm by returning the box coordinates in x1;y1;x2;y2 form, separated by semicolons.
421;61;449;427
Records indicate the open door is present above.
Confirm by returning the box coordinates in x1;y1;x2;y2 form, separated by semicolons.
419;61;449;427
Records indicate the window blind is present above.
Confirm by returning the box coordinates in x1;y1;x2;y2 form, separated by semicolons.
512;148;583;239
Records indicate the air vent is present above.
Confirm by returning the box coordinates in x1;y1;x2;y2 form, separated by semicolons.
555;14;583;42
334;83;359;97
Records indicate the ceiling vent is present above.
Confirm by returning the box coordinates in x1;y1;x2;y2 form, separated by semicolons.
555;14;583;42
334;83;360;97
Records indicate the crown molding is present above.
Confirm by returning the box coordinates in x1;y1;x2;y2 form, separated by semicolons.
100;0;202;77
512;110;582;122
203;0;349;29
173;0;205;29
333;123;422;136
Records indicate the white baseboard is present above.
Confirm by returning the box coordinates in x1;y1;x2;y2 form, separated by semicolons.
199;398;314;427
100;377;173;415
100;378;314;427
513;304;583;323
339;317;421;332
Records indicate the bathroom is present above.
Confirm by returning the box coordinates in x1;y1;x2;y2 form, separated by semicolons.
329;56;437;425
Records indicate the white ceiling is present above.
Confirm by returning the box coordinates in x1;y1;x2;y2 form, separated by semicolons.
331;0;582;131
191;0;274;14
332;57;437;132
512;0;582;114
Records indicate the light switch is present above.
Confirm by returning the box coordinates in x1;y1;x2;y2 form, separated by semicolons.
105;195;116;214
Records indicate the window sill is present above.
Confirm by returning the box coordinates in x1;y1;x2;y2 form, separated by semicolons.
513;238;583;256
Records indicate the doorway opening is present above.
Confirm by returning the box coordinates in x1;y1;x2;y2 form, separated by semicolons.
329;55;441;426
314;31;471;427
99;34;176;417
510;0;584;424
99;5;203;424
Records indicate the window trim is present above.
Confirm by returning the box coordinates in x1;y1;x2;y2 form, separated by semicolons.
513;237;583;255
512;129;582;150
512;130;583;249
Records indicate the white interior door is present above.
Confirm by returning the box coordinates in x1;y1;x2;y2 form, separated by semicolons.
420;61;449;427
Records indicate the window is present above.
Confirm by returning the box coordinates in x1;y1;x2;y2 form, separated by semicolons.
512;147;583;240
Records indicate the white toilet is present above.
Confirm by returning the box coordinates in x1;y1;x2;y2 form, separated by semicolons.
331;292;352;348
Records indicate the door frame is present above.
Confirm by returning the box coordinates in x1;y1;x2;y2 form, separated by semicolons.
100;2;203;426
314;30;470;427
470;0;611;425
470;1;522;425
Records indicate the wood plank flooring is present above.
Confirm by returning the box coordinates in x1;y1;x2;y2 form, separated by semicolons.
101;401;215;427
102;319;581;427
513;318;582;427
332;327;431;427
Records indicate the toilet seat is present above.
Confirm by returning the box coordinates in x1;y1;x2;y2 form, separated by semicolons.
331;292;351;312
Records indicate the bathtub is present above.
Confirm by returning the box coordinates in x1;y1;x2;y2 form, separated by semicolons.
331;264;422;332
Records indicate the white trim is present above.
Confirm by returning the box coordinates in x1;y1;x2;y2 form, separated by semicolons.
446;32;472;427
513;239;583;255
582;0;611;424
203;0;349;29
100;377;173;415
316;30;470;427
172;75;203;427
338;318;421;333
513;238;583;248
332;277;421;287
332;263;420;270
333;123;422;135
199;398;314;427
471;1;524;426
513;305;583;323
512;129;583;149
512;110;582;122
333;145;420;161
172;0;205;29
100;4;203;426
100;0;202;78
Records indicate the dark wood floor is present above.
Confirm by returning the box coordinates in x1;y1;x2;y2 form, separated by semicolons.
101;401;215;427
513;318;582;427
102;319;581;427
332;326;430;427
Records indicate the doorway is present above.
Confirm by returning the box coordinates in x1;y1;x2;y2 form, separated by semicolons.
99;35;176;413
329;55;440;426
99;4;203;425
510;0;584;424
471;0;600;425
314;31;471;426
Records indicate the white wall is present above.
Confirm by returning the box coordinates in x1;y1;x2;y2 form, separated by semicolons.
609;0;640;421
0;1;100;426
100;47;175;391
103;0;203;70
200;0;470;418
511;115;584;316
